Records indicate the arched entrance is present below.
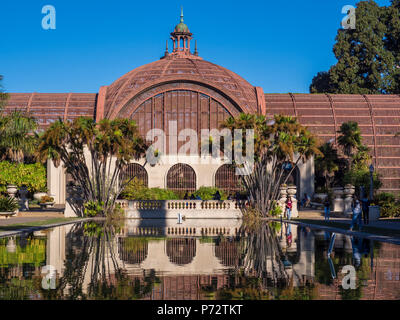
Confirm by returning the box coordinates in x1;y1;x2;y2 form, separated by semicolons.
119;163;148;187
166;163;196;192
214;164;242;195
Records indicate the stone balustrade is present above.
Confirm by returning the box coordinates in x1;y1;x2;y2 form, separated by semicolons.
116;199;245;219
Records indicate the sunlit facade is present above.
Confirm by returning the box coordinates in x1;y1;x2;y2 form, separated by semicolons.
4;13;400;201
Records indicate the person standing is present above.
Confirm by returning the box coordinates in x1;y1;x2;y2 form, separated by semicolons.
361;196;370;225
350;198;362;231
324;196;331;221
286;197;293;220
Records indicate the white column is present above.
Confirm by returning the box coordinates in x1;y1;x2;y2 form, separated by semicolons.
47;159;66;205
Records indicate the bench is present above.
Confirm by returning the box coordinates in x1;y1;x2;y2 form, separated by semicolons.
309;202;324;210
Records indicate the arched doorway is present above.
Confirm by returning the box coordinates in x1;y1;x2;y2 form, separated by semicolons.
119;163;148;187
166;238;196;265
118;237;148;264
166;163;196;192
214;164;242;195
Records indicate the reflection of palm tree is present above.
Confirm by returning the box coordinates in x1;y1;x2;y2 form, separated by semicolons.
47;222;159;300
239;223;289;286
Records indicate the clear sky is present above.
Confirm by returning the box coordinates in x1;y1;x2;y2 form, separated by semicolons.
0;0;392;94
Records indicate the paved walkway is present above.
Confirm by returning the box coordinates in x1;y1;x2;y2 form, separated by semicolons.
297;209;400;231
0;210;64;226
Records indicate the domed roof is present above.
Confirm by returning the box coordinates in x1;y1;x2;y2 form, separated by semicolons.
104;55;259;118
175;22;189;33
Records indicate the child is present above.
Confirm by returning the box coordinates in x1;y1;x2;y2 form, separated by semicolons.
286;197;293;220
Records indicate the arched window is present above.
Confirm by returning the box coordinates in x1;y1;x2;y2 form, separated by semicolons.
214;239;239;267
120;163;148;187
215;164;242;194
118;237;148;264
166;163;196;192
166;238;196;265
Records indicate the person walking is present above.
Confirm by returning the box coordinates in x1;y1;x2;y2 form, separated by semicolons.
349;198;362;231
361;196;370;225
285;197;293;220
324;196;331;221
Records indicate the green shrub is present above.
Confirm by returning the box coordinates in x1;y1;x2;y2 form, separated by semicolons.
192;186;227;200
121;178;179;200
343;168;382;197
0;161;46;194
0;196;18;212
373;192;400;218
83;200;104;217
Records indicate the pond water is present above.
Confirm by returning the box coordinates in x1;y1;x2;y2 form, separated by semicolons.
0;219;399;300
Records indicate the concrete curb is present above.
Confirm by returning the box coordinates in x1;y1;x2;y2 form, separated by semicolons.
0;218;92;238
266;217;400;245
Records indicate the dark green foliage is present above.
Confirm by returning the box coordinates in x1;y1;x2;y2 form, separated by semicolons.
120;178;179;200
309;71;335;94
310;1;400;94
192;186;227;200
0;111;38;163
83;201;104;217
0;195;18;212
315;142;341;190
374;192;400;217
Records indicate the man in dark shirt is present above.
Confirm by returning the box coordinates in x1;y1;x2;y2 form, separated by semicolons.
361;196;370;225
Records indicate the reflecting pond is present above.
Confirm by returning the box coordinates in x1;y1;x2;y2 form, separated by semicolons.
0;218;399;300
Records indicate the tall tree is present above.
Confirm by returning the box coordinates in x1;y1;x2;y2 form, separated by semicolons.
314;142;340;190
0;111;38;163
36;117;148;217
222;114;321;217
310;0;400;94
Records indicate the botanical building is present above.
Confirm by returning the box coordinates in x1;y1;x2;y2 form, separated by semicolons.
4;13;400;203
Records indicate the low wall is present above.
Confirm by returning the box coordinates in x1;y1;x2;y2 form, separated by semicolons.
116;200;244;219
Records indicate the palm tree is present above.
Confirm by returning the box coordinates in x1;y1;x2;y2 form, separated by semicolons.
315;142;340;190
36;117;148;217
0;111;38;163
337;121;362;169
221;113;321;217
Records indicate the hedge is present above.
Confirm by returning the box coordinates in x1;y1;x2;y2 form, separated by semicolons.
0;161;47;194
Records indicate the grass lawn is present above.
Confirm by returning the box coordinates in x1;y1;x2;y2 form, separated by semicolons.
0;217;84;232
294;218;400;238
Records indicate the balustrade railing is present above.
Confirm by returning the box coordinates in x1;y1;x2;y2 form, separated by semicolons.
116;199;248;211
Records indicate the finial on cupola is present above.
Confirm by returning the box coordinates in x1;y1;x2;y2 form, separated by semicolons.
165;39;169;56
194;40;198;56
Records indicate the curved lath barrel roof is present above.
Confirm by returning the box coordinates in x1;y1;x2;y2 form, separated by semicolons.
265;93;400;193
102;55;259;119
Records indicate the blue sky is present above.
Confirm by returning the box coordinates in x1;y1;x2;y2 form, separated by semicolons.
0;0;392;93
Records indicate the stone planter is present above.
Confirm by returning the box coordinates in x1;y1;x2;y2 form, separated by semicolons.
33;192;48;201
39;202;55;209
343;185;355;214
6;185;18;199
369;205;380;221
0;211;17;219
332;187;344;213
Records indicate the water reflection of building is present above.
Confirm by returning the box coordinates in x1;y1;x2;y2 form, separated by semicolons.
3;222;400;300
